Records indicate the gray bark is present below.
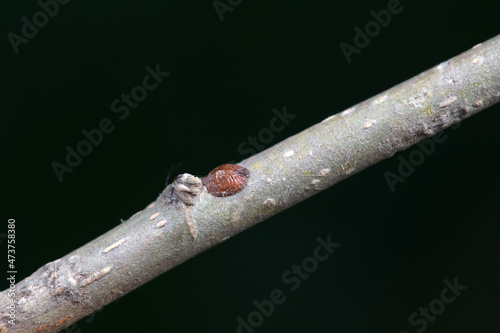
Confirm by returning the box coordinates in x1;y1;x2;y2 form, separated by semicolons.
1;34;499;333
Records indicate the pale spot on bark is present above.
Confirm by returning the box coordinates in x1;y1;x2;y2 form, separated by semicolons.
102;238;129;254
321;114;336;123
311;179;320;185
149;212;160;221
263;198;276;207
156;219;168;228
68;275;78;286
374;95;387;104
318;168;330;177
439;96;457;108
363;120;376;129
472;56;484;64
80;266;113;287
340;108;354;117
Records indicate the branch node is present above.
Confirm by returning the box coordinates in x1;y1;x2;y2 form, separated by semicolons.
161;173;203;206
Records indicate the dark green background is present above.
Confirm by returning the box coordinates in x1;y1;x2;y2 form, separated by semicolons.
1;0;499;332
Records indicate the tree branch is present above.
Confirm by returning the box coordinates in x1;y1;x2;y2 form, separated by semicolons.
1;34;499;333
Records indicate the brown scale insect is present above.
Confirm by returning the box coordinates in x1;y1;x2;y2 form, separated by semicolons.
202;164;250;197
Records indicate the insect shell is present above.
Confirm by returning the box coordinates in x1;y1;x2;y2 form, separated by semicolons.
202;164;250;197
